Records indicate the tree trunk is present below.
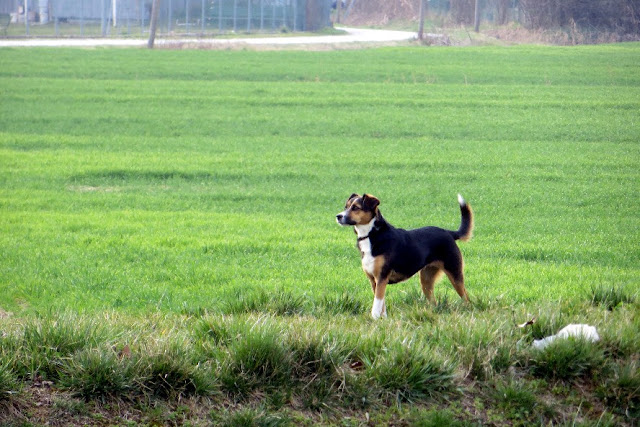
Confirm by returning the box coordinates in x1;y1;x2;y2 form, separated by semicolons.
418;0;426;39
474;0;480;32
147;0;160;49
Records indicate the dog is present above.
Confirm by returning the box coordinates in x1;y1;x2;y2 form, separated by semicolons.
336;193;473;319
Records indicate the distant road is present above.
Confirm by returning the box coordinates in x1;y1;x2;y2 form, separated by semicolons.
0;27;417;48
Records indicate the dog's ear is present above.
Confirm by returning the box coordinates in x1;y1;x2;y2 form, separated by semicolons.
362;194;380;211
346;193;360;206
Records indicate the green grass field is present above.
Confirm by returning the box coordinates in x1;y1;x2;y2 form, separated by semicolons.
0;44;639;425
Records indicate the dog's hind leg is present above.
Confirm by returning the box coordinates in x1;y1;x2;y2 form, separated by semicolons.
420;266;443;304
443;268;470;302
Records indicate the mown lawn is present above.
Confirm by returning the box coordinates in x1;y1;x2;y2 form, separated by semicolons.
0;44;638;425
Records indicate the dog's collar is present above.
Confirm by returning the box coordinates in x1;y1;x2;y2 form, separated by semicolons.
356;224;380;241
355;217;385;241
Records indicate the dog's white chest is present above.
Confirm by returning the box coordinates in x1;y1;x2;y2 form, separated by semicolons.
359;238;375;276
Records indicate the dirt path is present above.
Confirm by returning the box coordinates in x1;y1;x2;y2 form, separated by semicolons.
0;27;417;48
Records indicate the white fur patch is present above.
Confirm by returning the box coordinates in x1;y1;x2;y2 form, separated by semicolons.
359;238;375;275
355;218;375;238
357;218;377;275
371;298;385;319
457;193;466;206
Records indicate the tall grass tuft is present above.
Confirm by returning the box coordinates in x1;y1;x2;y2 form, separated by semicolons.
528;338;606;381
220;324;293;399
590;285;636;310
287;329;353;410
60;347;136;401
223;290;271;314
407;408;466;426
223;290;305;316
139;345;217;398
597;361;640;419
321;291;365;315
368;340;456;404
271;292;306;316
211;406;292;427
0;362;18;401
17;316;104;381
493;380;542;422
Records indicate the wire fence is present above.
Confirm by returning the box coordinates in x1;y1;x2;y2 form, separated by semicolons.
0;0;331;37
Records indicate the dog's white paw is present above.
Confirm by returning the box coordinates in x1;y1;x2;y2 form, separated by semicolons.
371;298;385;319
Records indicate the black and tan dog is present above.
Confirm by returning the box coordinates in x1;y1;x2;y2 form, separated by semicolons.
336;193;473;318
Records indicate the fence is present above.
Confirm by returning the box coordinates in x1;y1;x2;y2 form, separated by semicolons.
0;0;331;36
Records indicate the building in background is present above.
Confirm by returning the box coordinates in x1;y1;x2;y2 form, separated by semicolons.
0;0;331;35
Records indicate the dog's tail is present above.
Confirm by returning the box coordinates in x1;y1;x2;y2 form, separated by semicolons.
451;194;474;242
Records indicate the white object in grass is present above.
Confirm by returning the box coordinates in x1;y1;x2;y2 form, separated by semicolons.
532;324;600;350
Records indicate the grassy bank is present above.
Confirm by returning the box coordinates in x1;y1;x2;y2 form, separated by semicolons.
0;44;639;424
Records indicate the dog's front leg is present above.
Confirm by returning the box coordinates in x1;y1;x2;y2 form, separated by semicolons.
371;277;388;319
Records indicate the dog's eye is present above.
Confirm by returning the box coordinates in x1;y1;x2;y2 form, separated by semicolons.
351;205;360;211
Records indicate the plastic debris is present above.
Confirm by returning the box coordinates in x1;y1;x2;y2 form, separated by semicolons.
532;324;600;350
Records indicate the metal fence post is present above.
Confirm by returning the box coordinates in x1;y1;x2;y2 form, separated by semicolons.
81;0;85;36
232;0;236;32
282;0;286;30
201;0;205;33
25;0;29;35
101;0;106;36
186;0;190;33
54;0;59;36
271;0;275;31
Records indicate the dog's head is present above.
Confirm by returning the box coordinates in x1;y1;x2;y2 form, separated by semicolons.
336;193;380;226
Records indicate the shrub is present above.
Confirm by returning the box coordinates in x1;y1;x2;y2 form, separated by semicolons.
519;0;640;34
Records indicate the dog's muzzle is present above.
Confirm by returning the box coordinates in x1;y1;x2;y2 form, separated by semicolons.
336;212;355;226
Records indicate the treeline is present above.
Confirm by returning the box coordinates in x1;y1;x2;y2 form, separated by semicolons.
518;0;640;33
347;0;640;35
443;0;639;33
